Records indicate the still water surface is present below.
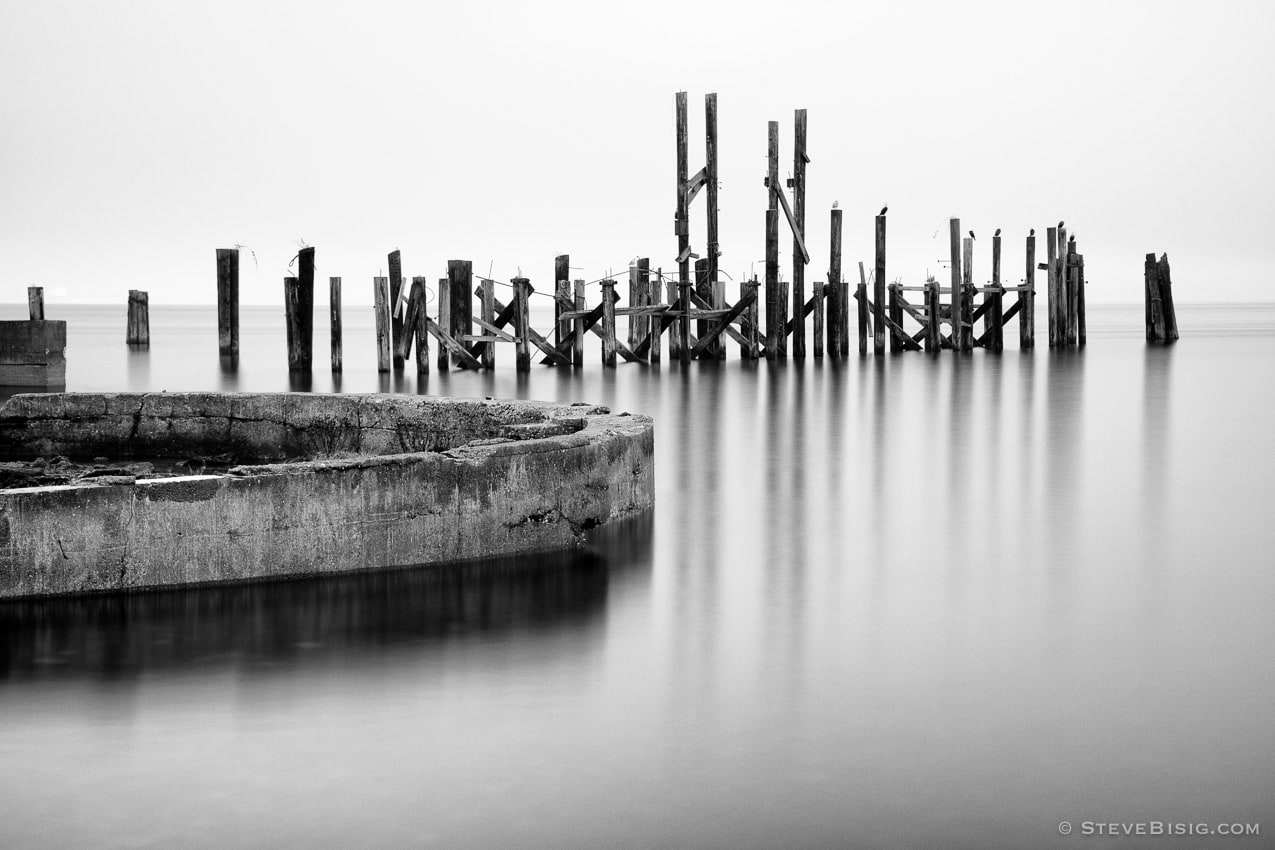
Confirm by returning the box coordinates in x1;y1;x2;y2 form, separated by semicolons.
1;304;1273;848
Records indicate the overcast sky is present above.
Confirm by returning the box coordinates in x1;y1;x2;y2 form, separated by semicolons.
2;0;1272;305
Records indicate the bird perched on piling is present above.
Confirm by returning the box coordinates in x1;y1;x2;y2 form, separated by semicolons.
1068;234;1076;244
1058;220;1065;230
1030;228;1035;237
969;230;976;240
994;228;1001;237
880;205;888;216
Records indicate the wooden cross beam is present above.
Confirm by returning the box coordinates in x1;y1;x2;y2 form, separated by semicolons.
689;287;757;359
424;316;482;369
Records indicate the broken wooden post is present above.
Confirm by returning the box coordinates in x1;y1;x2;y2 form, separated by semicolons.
513;277;532;372
555;254;570;351
740;278;759;358
600;278;618;367
216;247;239;356
1047;227;1062;347
436;277;450;372
373;276;391;373
411;277;429;375
481;277;497;369
766;119;781;359
27;287;44;321
284;278;307;370
1145;253;1179;343
395;276;421;364
813;282;825;358
573;279;587;367
447;260;472;368
387;250;404;368
330;277;342;372
828;207;843;358
874;213;886;355
989;233;1004;352
791;108;808;359
888;283;902;354
126;290;149;346
1021;232;1036;349
949;219;963;354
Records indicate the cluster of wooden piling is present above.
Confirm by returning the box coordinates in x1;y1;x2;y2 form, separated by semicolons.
1144;253;1178;343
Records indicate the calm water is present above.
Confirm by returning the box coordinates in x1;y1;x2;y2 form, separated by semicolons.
2;303;1273;848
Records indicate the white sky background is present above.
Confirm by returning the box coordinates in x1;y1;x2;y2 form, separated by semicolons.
1;0;1272;305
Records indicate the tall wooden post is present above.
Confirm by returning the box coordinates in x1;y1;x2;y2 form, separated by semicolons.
481;277;496;369
1021;233;1036;349
766;120;781;359
874;214;886;355
1047;227;1061;347
600;278;618;367
216;248;239;356
435;278;450;372
989;234;1004;352
387;249;404;368
412;278;429;375
791;108;808;359
330;277;343;372
373;276;391;373
962;237;974;351
554;254;570;351
675;92;691;331
395;276;420;364
828;207;843;358
705;93;720;318
813;282;825;358
284;278;304;370
27;287;44;320
126;290;149;345
447;260;472;368
297;246;315;365
573;279;586;367
949;219;963;354
513;277;532;372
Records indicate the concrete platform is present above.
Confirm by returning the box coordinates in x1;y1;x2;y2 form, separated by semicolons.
0;320;66;387
0;392;654;599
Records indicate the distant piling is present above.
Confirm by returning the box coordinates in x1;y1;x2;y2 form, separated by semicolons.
126;290;149;346
27;287;44;321
330;276;343;372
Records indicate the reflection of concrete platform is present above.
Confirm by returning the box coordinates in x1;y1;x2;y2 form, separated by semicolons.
0;320;66;387
0;392;654;599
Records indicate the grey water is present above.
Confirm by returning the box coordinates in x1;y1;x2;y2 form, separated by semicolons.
2;303;1273;848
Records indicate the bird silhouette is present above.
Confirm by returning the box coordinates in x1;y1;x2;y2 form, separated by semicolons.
880;205;888;216
994;228;1001;237
1030;228;1035;237
832;201;839;209
1058;220;1065;230
969;230;976;240
1069;234;1075;244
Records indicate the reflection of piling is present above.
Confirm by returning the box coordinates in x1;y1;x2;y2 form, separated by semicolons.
126;290;149;346
216;248;239;356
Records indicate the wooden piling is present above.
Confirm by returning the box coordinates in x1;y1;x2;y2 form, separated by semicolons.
513;277;532;371
216;247;239;356
828;207;844;358
856;281;869;356
555;254;570;351
600;279;618;367
926;279;941;353
667;278;682;361
887;284;902;354
713;275;726;360
482;277;497;369
813;282;825;358
412;278;429;375
675;92;691;325
373;276;391;373
297;247;315;366
792;108;808;359
126;290;149;346
1022;233;1036;349
1046;227;1061;347
284;278;305;369
741;278;759;358
961;237;974;352
766;120;781;359
695;257;711;358
1077;254;1087;347
1158;254;1178;342
436;278;450;372
395;276;421;364
705;93;721;312
387;250;404;368
649;267;662;365
949;219;963;354
1065;243;1079;346
678;279;691;364
874;214;886;355
572;280;587;367
330;277;343;372
447;260;473;368
990;235;1004;352
27;287;44;321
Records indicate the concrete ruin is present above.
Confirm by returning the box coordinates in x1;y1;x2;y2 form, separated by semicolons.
0;392;654;599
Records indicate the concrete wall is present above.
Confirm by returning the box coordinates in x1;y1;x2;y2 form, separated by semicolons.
0;321;66;387
0;393;654;598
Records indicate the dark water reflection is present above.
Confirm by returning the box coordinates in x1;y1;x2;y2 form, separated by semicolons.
1;304;1273;849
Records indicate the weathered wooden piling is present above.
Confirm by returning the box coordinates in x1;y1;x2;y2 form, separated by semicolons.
387;250;405;368
27;287;44;321
989;234;1004;352
329;277;343;372
630;260;649;353
961;236;974;352
705;93;721;316
649;268;663;365
1021;233;1036;349
513;277;532;372
555;254;570;351
411;277;429;374
1047;227;1062;348
677;278;691;363
675;92;691;330
874;214;886;355
297;247;315;363
766;119;781;359
1076;254;1087;346
856;279;869;356
1065;242;1080;346
481;277;497;369
283;278;309;370
791;108;808;359
216;248;239;356
926;278;941;352
395;275;422;365
373;276;392;373
126;290;149;346
573;280;587;367
813;282;825;358
435;278;450;372
828;207;844;358
1145;253;1179;343
600;279;618;367
448;260;473;368
949;219;964;353
695;258;712;358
